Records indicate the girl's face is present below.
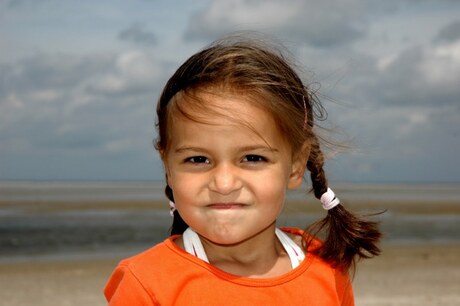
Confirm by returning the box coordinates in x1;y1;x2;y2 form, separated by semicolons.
163;93;306;245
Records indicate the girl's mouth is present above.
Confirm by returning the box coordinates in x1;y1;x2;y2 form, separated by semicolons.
207;203;246;209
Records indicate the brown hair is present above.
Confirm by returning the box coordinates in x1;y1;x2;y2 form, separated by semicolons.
155;35;381;270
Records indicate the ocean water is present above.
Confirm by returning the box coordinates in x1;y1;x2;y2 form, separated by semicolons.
0;181;459;261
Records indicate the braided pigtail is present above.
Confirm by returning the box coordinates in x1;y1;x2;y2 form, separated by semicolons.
164;184;189;235
304;138;381;271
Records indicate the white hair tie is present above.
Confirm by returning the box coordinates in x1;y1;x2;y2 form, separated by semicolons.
169;201;176;217
320;188;340;210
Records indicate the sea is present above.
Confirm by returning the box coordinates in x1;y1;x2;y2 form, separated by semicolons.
0;180;459;262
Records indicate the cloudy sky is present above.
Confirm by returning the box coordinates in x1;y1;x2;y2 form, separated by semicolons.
1;0;459;183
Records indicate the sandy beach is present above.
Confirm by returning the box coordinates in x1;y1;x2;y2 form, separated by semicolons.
1;182;459;305
0;244;458;306
353;244;460;306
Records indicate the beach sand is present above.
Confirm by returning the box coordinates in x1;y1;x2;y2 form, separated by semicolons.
0;244;459;306
353;244;460;306
1;183;459;305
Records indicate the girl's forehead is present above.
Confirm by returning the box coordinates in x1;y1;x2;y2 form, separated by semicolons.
162;89;300;156
170;90;274;126
168;91;290;146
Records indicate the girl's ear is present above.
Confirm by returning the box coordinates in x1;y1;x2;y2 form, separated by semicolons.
288;142;310;190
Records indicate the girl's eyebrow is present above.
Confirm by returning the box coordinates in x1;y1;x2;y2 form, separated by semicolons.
239;145;279;153
173;146;208;154
173;145;279;154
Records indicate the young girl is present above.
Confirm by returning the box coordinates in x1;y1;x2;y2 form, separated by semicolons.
105;35;381;305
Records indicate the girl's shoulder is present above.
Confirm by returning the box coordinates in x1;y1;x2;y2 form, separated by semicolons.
117;235;182;268
105;236;192;294
104;237;184;304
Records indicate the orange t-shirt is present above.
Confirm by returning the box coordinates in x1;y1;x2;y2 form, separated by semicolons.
104;228;354;305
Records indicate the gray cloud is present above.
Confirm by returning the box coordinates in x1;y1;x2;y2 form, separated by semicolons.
118;23;157;46
315;33;460;182
180;0;460;182
0;51;165;157
0;49;169;179
1;0;460;182
0;53;113;98
184;0;368;48
372;47;460;107
434;20;460;43
5;0;35;8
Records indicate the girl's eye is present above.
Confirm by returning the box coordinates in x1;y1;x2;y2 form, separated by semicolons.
243;155;267;162
186;156;210;164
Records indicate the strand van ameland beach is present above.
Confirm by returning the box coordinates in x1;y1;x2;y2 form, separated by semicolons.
0;181;459;305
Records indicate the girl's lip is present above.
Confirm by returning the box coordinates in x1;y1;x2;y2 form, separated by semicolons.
207;203;246;209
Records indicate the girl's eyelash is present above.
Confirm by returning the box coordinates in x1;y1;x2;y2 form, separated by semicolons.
183;155;267;164
243;155;267;162
185;156;210;164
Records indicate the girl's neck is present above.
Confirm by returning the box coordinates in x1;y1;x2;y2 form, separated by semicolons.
198;224;293;278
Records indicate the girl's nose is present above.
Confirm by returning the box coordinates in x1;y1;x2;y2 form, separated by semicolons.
208;163;242;195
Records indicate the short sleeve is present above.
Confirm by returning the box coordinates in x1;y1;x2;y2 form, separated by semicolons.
104;262;158;306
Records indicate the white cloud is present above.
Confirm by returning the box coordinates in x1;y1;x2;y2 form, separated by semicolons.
185;0;367;47
421;41;460;88
1;0;460;181
86;51;163;97
394;110;429;140
376;54;398;71
0;50;163;160
116;51;161;80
